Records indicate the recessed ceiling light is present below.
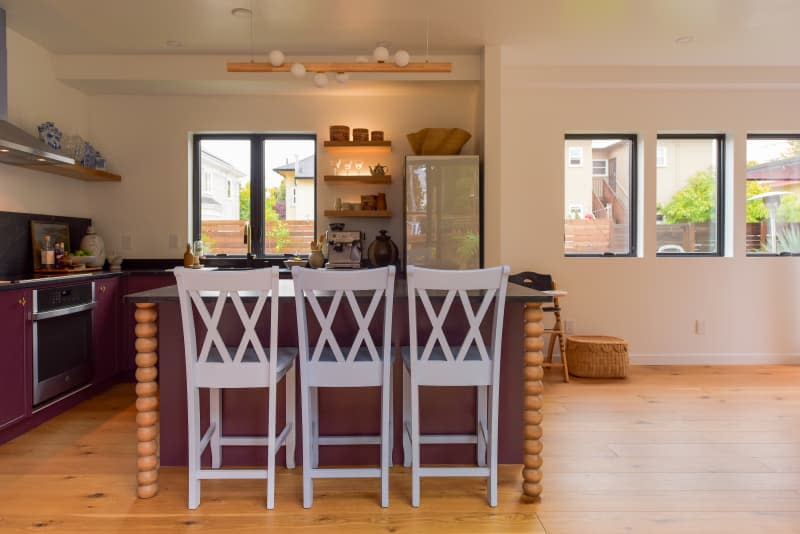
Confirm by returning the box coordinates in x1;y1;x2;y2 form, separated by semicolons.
36;157;46;162
231;7;252;17
674;35;694;45
165;40;184;48
0;148;9;152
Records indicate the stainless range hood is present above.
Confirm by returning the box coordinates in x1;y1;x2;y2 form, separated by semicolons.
0;8;75;167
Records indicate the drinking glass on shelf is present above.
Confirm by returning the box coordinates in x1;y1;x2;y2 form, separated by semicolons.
330;159;341;176
354;160;364;174
343;160;352;175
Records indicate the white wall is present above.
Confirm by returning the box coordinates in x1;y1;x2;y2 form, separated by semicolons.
488;61;800;363
85;85;480;257
0;29;90;217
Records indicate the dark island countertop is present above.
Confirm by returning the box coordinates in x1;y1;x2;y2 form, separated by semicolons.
124;278;554;303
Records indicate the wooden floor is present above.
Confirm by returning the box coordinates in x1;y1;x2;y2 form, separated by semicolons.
1;365;800;533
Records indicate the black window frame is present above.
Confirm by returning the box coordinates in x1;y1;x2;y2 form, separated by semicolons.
564;133;638;257
655;133;725;257
192;132;317;259
746;133;800;257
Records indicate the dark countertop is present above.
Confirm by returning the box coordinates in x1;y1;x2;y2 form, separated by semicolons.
0;268;176;292
125;278;553;303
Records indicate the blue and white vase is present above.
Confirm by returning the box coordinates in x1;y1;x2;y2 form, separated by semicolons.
36;122;62;150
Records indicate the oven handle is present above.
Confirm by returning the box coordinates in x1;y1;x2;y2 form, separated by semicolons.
31;302;96;321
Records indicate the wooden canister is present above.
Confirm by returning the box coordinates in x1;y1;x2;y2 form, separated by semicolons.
353;128;369;142
329;125;349;141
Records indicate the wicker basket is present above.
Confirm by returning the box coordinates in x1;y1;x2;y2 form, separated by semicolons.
566;335;629;378
352;128;369;141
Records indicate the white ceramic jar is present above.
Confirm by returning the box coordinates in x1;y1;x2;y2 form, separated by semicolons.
80;226;106;267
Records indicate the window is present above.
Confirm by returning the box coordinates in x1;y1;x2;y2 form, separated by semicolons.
564;134;637;256
568;146;583;167
656;146;667;167
592;159;608;176
193;133;316;257
746;134;800;255
655;134;724;256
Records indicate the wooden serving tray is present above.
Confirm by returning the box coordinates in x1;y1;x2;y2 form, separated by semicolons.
35;266;103;275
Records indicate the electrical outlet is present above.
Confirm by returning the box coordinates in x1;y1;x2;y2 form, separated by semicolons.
121;234;132;251
168;233;178;249
564;319;576;335
695;319;706;335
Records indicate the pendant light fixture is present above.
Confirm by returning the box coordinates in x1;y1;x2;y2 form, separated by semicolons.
227;8;451;87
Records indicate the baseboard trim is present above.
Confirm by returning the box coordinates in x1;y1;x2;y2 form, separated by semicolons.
630;353;800;365
551;353;800;365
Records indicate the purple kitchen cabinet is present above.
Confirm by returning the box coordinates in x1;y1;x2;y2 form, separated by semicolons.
0;288;31;430
93;277;120;384
120;273;175;376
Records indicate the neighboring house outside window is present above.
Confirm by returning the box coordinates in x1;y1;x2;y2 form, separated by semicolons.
592;159;608;176
657;146;668;168
655;134;725;256
564;135;637;256
200;151;244;221
568;146;583;167
746;134;800;255
272;154;315;221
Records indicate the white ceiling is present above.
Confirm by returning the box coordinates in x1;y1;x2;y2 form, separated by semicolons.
2;0;800;66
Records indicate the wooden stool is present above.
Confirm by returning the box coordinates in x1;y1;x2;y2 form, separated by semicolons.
565;335;629;378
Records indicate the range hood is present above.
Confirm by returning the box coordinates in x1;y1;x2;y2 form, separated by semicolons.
0;8;75;166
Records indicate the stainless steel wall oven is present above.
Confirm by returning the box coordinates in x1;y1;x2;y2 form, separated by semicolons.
32;282;94;406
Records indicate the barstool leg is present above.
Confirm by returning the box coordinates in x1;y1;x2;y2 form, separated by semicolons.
402;363;411;467
187;387;201;509
311;387;319;469
411;378;421;508
285;363;297;469
300;382;314;508
560;330;569;383
266;381;277;509
476;385;487;466
209;388;221;469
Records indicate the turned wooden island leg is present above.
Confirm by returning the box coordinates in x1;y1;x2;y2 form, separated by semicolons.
134;303;160;499
522;302;544;500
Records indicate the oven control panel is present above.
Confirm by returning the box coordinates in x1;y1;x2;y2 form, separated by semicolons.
34;283;94;312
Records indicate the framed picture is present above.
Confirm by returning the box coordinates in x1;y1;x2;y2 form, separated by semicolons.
31;221;70;269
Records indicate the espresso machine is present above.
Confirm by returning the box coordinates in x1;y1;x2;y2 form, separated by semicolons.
325;230;364;269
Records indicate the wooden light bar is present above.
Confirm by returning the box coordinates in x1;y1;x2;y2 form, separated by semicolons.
227;61;452;73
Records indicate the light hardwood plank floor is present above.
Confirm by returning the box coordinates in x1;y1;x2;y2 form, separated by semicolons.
1;365;799;533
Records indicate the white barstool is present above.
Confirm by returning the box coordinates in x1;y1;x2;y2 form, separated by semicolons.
402;265;510;507
174;266;297;509
291;265;395;508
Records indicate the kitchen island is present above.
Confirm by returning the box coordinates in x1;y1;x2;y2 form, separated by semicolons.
126;278;551;501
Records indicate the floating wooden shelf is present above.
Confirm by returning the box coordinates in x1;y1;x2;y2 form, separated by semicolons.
324;174;391;184
228;62;452;74
16;162;121;182
323;140;391;153
324;210;392;218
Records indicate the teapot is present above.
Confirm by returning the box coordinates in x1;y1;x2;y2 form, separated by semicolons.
369;163;387;176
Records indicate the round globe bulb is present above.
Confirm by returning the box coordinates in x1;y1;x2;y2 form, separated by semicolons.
373;46;390;63
394;49;410;67
268;50;285;67
313;72;329;87
335;72;349;84
290;62;306;78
